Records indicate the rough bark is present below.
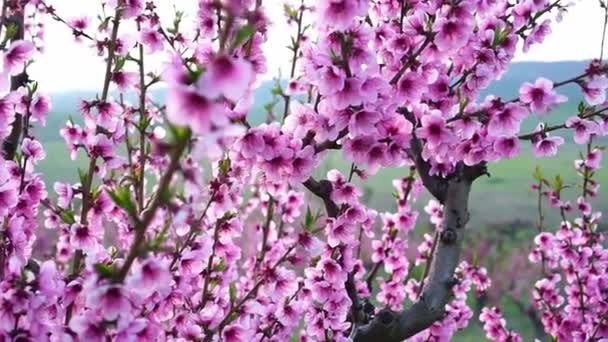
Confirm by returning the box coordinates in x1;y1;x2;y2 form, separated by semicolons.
1;12;26;160
353;170;477;342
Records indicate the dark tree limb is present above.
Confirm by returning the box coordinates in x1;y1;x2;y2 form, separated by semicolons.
400;107;449;203
409;136;448;202
353;163;486;342
302;177;339;218
1;12;26;160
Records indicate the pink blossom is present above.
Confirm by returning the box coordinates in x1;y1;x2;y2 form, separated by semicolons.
30;94;52;125
487;103;528;136
198;55;253;101
127;258;171;296
532;135;564;158
317;0;367;30
111;71;138;91
396;71;425;103
87;285;131;321
416;113;452;147
519;77;567;114
166;85;227;134
493;136;520;159
318;65;345;95
4;40;34;75
582;76;608;105
330;77;363;110
434;17;472;51
54;182;73;208
565;116;599;144
0;160;18;216
139;28;163;53
21;138;46;163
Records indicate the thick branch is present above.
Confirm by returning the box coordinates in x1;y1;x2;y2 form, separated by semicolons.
302;177;339;218
354;164;484;342
409;136;448;202
1;13;26;160
400;108;448;202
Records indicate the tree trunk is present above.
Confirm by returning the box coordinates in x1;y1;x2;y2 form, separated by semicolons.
354;176;473;342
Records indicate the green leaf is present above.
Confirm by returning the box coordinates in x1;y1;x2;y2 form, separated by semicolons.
77;168;88;186
532;165;543;182
108;187;137;217
304;206;314;230
233;24;255;48
577;101;587;115
271;85;283;96
263;102;275;113
553;175;563;190
60;209;77;225
219;158;231;176
94;263;116;279
283;4;297;19
229;283;237;303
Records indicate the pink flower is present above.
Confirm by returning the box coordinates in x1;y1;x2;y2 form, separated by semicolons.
330;77;363;110
127;258;171;296
532;135;564;158
111;71;138;91
54;182;73;208
565;117;599;144
166;85;227;134
585;148;603;169
122;0;143;18
396;71;425;103
487;103;528;136
317;0;368;30
68;16;90;31
235;128;264;158
523;19;551;52
38;260;65;297
21;138;46;163
222;324;248;342
343;135;374;164
198;55;253;101
349;109;380;136
4;40;34;75
69;314;105;342
139;28;163;53
434;17;472;51
30;94;52;126
290;146;316;183
519;77;567;114
318;65;345;95
416;113;452;147
0;160;18;216
70;224;100;252
87;285;131;321
326;218;355;247
582;76;608;105
493;136;520;159
115;34;137;56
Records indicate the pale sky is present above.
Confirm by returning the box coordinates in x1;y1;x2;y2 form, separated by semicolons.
29;0;603;93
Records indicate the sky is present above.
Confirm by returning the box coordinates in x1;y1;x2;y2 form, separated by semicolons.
29;0;604;93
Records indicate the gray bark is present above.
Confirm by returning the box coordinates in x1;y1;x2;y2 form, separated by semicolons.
353;173;475;342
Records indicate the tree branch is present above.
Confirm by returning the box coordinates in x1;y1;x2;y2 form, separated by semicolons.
353;163;486;342
1;12;26;160
302;177;339;218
